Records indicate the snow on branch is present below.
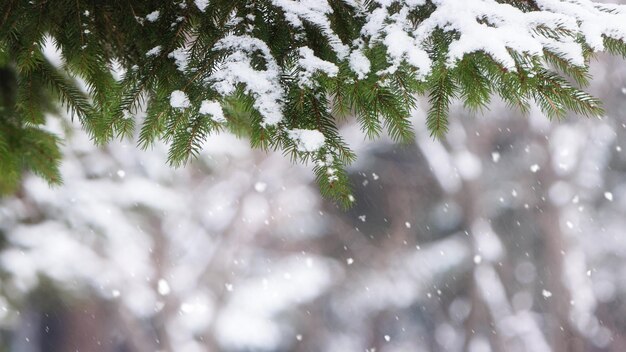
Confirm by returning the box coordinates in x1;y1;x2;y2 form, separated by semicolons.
271;0;350;59
5;0;626;205
209;35;285;126
536;0;626;51
360;0;620;74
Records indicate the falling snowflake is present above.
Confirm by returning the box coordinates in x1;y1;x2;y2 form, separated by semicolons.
254;182;267;193
158;279;171;296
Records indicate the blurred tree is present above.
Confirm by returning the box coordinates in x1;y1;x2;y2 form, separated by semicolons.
2;0;626;205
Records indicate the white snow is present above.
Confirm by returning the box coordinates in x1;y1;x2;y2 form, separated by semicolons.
199;100;226;123
145;46;162;57
535;0;626;52
296;47;339;87
170;90;191;109
356;0;626;78
348;50;371;79
382;19;432;76
146;10;160;22
271;0;349;59
288;129;325;152
210;35;285;126
530;164;540;173
168;47;190;72
604;192;613;201
194;0;209;12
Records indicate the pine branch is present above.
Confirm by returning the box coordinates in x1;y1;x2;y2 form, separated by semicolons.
427;66;456;138
543;50;590;87
167;113;214;167
454;55;492;111
0;131;20;194
604;36;626;58
19;127;63;186
36;57;93;123
532;69;603;119
2;0;626;207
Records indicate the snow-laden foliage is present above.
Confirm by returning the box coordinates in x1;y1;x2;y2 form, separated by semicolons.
2;0;626;205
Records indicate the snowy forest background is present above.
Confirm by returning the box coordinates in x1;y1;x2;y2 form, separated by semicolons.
4;11;626;352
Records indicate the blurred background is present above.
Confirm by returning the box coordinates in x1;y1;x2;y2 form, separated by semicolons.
2;33;626;352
